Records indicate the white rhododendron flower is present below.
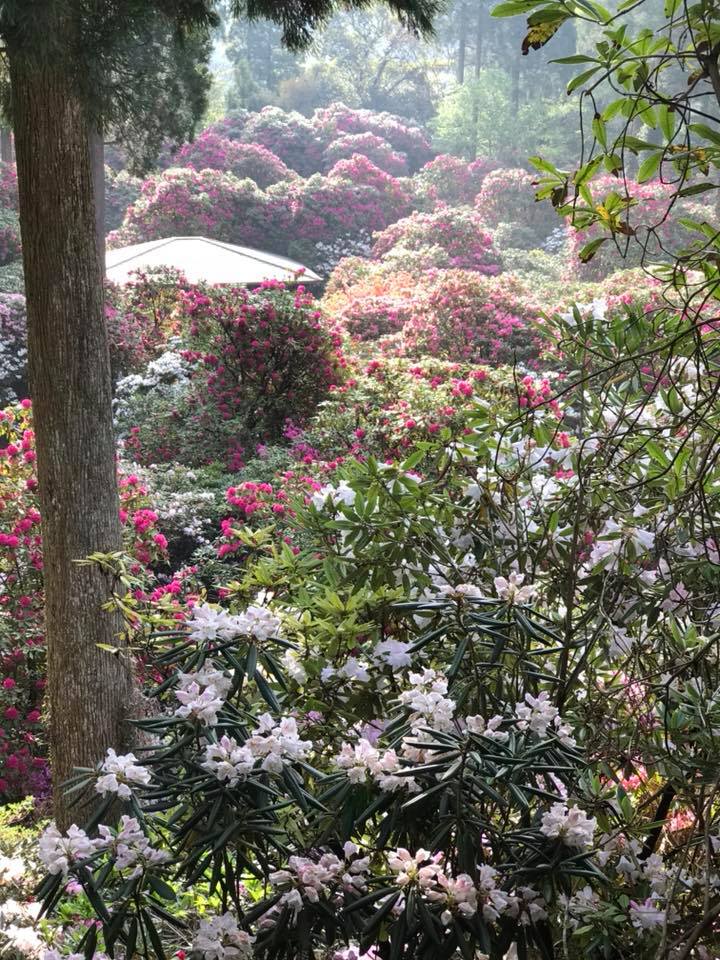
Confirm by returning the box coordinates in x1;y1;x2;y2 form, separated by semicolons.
176;663;232;698
192;912;255;960
282;649;308;684
399;669;456;732
629;897;675;931
95;748;152;798
514;691;557;737
96;816;171;877
201;735;255;786
244;713;312;773
185;603;240;642
311;481;356;510
540;802;596;850
175;681;225;726
38;824;97;876
373;638;412;668
494;572;536;604
234;603;282;641
466;714;509;742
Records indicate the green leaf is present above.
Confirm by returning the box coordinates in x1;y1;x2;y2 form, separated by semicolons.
491;1;541;17
567;66;601;94
689;122;720;147
578;236;607;263
637;151;662;182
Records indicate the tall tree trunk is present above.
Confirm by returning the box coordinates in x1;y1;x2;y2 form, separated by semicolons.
470;1;485;159
0;128;13;164
8;50;134;830
474;1;484;78
456;0;467;84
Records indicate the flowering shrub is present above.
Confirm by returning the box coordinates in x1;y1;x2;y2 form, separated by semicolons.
107;167;289;251
275;163;411;268
371;206;502;274
475;166;556;244
0;210;21;266
173;132;296;188
413;153;499;208
105;269;187;378
105;166;142;233
238;106;324;176
0;295;27;405
120;282;345;467
394;270;544;365
312;102;433;171
0;162;18;211
0;404;168;801
203;110;250;143
327;153;413;210
322;132;409;176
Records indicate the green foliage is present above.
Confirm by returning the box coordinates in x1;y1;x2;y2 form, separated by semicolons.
432;67;578;164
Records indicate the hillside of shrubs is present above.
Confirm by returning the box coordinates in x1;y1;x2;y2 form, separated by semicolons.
0;103;718;959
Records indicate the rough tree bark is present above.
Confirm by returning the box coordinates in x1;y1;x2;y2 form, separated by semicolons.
8;44;134;829
90;130;106;267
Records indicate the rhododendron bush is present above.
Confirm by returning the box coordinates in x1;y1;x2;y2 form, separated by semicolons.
0;405;168;801
475;166;557;246
0;161;18;211
233;106;323;177
412;153;498;209
322;132;409;177
8;96;720;960
371;206;501;274
107;167;287;251
313;102;434;172
173;132;296;189
33;295;720;956
118;281;344;468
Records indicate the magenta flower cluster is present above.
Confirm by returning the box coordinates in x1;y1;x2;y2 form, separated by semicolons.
372;206;502;274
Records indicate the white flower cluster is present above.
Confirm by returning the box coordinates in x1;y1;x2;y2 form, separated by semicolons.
96;816;170;878
494;572;536;604
588;517;656;569
113;350;192;426
311;480;357;511
465;714;509;742
39;824;96;876
313;234;372;274
245;714;312;774
201;716;312;782
373;637;412;668
321;656;372;685
39;817;169;880
540;802;596;850
175;662;231;726
262;844;370;927
95;747;152;798
398;669;456;733
185;602;282;643
629;897;679;931
282;649;308;685
386;849;547;927
515;691;577;747
192;912;255;960
334;738;419;793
